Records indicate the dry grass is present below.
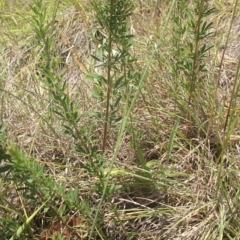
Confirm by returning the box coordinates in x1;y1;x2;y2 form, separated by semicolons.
1;0;240;239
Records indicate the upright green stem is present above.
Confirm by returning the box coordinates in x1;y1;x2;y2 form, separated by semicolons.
102;0;114;152
188;0;204;121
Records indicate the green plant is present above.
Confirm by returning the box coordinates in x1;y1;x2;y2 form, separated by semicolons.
30;0;90;151
29;1;142;238
170;0;215;129
0;141;82;238
215;0;240;202
0;98;89;236
30;0;107;196
0;122;10;163
2;0;240;239
89;0;138;152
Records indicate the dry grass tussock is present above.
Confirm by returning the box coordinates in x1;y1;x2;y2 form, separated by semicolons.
1;0;240;239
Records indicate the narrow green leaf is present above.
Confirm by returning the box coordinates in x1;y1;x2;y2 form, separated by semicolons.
0;165;11;173
136;145;150;172
91;54;102;62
